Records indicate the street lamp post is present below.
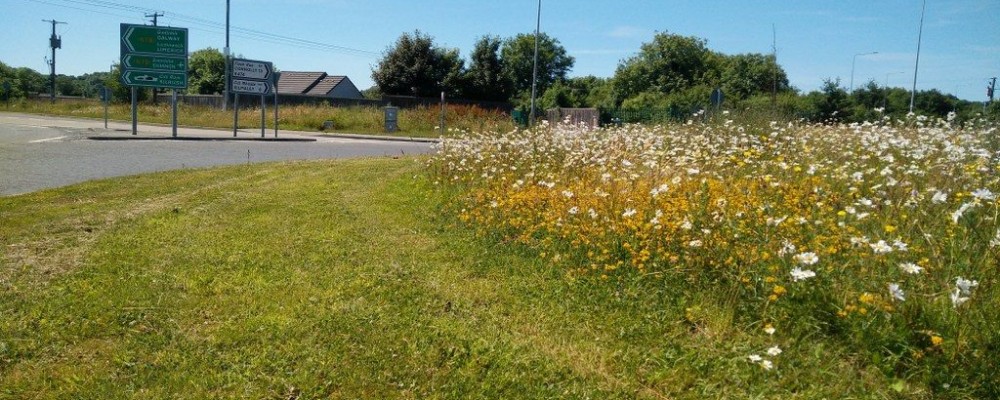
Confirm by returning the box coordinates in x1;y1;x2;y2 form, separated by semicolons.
850;51;878;92
528;0;541;128
910;0;927;113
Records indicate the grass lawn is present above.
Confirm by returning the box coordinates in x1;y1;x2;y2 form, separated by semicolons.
1;158;914;398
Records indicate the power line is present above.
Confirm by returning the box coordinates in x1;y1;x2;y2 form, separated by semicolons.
35;0;376;56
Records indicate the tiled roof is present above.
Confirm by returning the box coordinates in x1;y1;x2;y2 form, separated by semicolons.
276;71;325;94
305;76;346;96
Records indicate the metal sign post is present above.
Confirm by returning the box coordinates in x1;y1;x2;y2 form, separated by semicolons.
172;90;178;137
131;87;137;135
101;86;109;129
274;71;280;137
233;93;239;137
260;95;265;138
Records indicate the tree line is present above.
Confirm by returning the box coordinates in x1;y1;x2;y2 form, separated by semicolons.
370;30;996;122
2;29;996;122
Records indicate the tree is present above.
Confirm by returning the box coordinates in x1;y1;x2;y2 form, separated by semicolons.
188;47;226;95
372;31;466;97
721;53;789;100
103;63;148;103
0;61;25;99
612;32;714;104
500;33;574;98
464;35;510;101
804;78;851;122
14;67;47;97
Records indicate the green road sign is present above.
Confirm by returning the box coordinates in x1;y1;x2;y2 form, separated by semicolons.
120;23;188;89
121;70;186;89
120;24;187;56
122;54;186;72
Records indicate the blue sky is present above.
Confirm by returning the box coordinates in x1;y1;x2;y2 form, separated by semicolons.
2;0;998;101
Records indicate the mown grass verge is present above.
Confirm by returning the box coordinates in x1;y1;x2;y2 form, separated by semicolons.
0;99;514;138
1;157;937;398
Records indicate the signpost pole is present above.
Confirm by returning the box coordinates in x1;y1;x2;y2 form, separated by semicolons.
131;87;137;135
103;87;108;129
260;94;265;138
233;93;239;137
274;91;278;137
172;89;178;137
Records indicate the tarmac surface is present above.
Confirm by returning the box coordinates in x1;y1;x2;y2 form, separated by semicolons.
0;112;436;196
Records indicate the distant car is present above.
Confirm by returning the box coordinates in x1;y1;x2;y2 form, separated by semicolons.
133;75;157;82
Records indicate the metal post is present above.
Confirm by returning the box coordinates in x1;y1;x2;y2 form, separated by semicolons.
103;88;108;129
223;0;230;111
440;91;446;135
171;89;178;137
989;77;997;104
42;19;65;103
131;86;137;135
529;0;541;127
260;95;265;138
909;0;926;113
233;93;239;137
274;92;278;137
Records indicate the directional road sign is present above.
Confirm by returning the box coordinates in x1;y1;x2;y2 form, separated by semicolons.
231;79;273;95
122;70;187;88
122;54;186;73
120;25;187;55
120;23;188;89
230;58;275;95
232;59;273;81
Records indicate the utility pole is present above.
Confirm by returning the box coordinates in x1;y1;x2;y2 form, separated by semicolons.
989;77;996;105
223;0;230;111
146;12;163;104
145;11;163;26
42;19;66;103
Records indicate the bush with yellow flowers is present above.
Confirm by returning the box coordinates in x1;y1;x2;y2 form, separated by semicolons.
428;112;999;396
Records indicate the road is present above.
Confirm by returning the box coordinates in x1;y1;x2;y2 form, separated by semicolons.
0;113;436;196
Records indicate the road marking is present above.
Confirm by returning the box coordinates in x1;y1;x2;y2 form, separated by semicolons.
29;136;67;143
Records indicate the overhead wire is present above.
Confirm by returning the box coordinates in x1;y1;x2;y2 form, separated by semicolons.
29;0;377;57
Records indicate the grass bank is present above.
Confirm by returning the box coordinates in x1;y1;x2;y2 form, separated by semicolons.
0;157;950;398
0;98;515;138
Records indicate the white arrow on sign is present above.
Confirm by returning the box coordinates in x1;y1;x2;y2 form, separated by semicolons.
231;79;272;95
232;59;272;81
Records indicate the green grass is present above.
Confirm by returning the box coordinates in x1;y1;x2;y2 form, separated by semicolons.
1;158;920;398
0;98;515;138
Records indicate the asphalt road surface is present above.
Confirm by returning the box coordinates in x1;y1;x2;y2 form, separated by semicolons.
0;113;436;196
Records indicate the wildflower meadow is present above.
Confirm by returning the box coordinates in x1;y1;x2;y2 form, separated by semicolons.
429;112;999;396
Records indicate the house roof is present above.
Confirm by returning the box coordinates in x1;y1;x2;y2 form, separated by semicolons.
276;71;325;95
305;75;347;96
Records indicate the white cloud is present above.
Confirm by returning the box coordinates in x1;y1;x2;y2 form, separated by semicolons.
608;26;647;39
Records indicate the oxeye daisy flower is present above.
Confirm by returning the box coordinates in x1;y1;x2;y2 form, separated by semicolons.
888;283;905;302
870;240;893;254
767;346;782;356
790;267;817;282
899;262;923;274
